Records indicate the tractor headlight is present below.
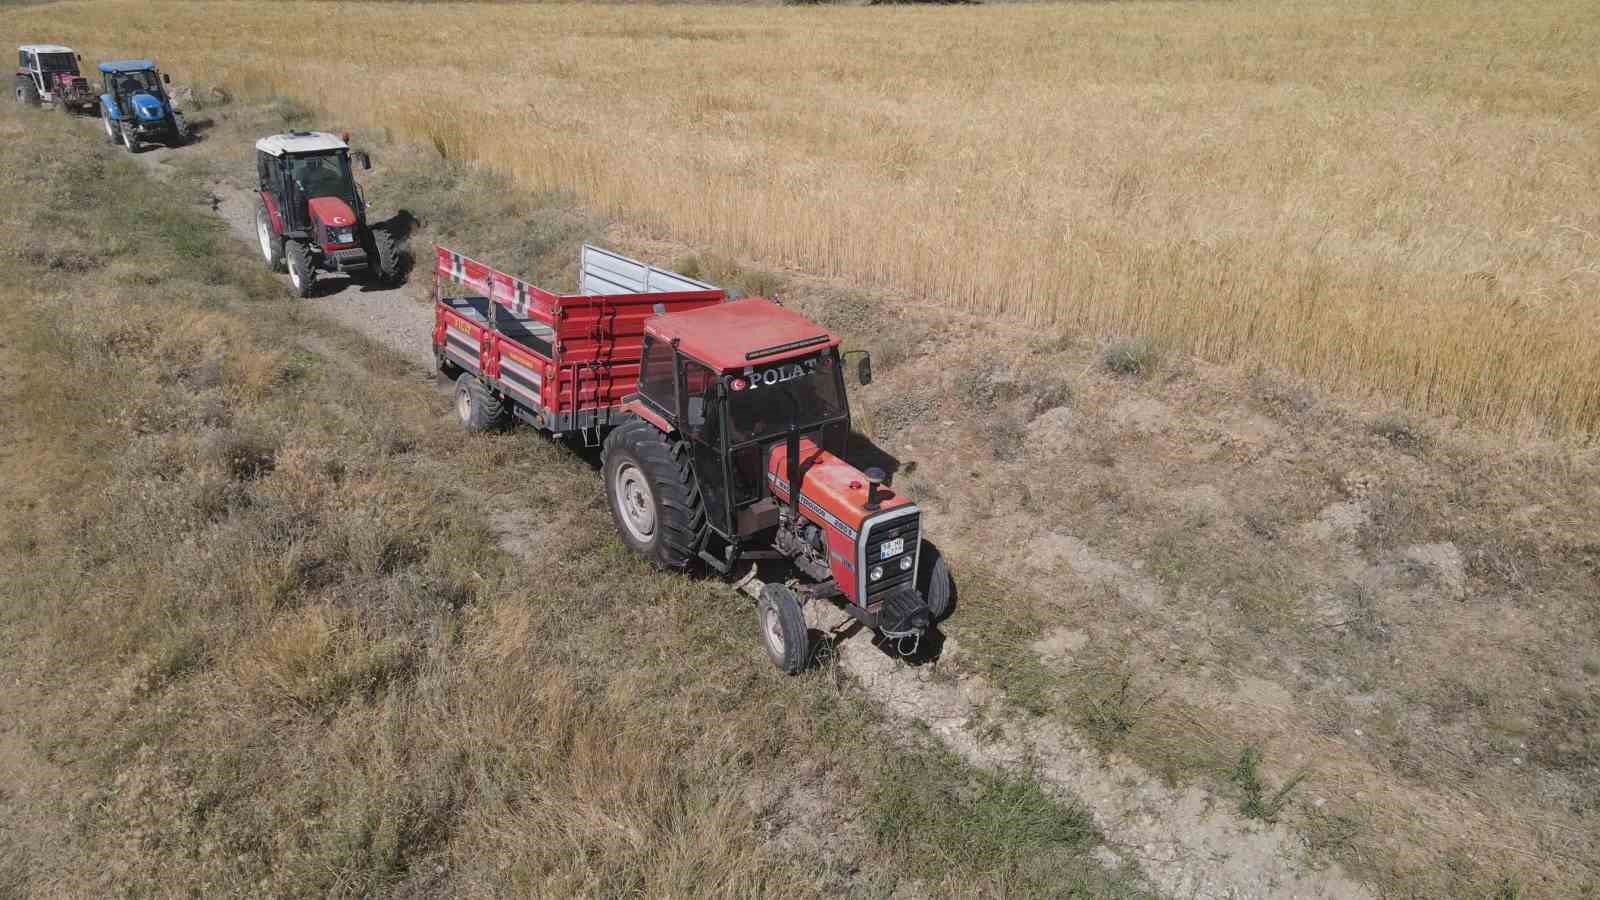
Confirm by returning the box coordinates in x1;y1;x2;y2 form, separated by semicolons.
869;565;884;582
899;555;913;572
333;229;355;244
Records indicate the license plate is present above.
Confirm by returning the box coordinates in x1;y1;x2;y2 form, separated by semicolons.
879;538;904;560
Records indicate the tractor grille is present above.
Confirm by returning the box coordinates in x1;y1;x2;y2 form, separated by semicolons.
863;509;920;603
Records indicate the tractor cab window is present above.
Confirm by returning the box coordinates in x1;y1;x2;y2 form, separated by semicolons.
726;349;846;445
19;51;31;70
682;359;717;440
39;53;76;75
287;152;355;203
637;336;675;416
112;70;161;96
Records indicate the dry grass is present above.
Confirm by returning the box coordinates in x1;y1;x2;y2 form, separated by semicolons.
7;0;1600;434
0;102;1143;897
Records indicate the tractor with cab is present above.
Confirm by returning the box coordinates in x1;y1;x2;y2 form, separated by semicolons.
432;244;951;673
14;44;96;115
98;59;187;152
254;131;400;297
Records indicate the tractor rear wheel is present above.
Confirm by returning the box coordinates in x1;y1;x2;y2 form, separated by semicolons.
758;583;810;675
121;125;140;154
18;81;40;107
285;240;316;298
601;418;705;570
453;373;508;432
366;224;400;286
102;111;117;144
256;201;285;272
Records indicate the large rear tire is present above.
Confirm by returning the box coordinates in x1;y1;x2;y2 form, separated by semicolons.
453;373;508;432
758;583;810;675
102;111;117;144
121;125;140;154
256;201;285;272
19;81;40;108
601;418;705;569
367;224;399;286
285;240;315;298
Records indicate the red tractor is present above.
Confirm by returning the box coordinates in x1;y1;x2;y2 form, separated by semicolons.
14;44;97;115
253;131;399;297
433;245;951;672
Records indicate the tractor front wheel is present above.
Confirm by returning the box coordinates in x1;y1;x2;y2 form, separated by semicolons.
366;225;400;286
453;373;508;432
920;549;953;622
601;418;705;570
256;201;285;272
758;583;810;675
284;240;316;298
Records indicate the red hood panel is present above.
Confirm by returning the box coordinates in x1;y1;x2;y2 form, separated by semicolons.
766;438;912;537
306;196;357;228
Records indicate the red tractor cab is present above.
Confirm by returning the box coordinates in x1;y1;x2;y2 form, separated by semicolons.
14;44;96;115
603;299;948;672
253;131;399;297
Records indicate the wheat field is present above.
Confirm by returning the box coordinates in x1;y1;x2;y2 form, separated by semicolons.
10;0;1599;434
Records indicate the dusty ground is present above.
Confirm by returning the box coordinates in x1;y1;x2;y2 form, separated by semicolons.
100;91;1600;898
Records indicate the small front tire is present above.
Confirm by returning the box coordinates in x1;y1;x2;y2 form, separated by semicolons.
758;584;810;675
285;240;316;298
918;544;954;622
454;373;507;432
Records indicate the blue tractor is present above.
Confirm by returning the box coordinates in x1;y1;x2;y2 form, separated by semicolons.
98;59;186;153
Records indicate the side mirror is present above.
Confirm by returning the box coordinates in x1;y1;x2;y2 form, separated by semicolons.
162;73;170;84
355;151;372;171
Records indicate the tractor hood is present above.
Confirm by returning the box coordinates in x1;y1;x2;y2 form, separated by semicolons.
306;196;357;229
131;92;165;121
764;437;913;539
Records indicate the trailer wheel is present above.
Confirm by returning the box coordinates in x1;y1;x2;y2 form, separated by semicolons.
758;583;810;675
454;373;508;432
601;418;705;569
285;240;315;298
256;201;285;272
367;224;400;286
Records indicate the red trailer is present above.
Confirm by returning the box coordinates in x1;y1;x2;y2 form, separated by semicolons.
432;244;726;436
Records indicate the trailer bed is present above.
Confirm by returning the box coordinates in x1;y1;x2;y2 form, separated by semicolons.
432;245;725;434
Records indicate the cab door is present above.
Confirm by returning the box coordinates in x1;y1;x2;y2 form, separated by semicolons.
680;356;732;537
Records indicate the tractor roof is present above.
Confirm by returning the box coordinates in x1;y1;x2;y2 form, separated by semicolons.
98;59;157;73
646;299;840;372
255;131;348;157
20;44;74;54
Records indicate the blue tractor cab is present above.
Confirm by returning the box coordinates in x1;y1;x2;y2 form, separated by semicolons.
98;59;186;153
